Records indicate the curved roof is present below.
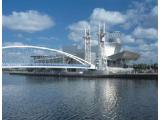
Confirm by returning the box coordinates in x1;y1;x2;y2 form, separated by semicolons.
108;50;140;60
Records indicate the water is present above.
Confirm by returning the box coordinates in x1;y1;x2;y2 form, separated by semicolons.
3;73;157;120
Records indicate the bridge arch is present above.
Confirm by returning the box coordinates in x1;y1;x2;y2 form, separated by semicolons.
2;45;95;69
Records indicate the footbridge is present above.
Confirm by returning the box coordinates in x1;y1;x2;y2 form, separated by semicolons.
2;45;96;69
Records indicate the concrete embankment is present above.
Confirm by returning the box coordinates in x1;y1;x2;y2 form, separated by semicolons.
8;71;158;79
87;73;158;79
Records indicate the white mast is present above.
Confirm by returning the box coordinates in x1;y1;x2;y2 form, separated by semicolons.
97;23;106;70
84;27;91;63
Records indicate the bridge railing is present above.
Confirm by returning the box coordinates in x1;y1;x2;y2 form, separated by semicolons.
2;45;96;69
2;63;91;67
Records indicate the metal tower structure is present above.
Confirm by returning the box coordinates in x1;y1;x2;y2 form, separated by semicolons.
107;31;122;54
97;23;107;70
83;28;91;63
107;31;121;43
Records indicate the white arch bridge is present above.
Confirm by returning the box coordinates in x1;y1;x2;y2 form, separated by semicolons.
2;45;95;69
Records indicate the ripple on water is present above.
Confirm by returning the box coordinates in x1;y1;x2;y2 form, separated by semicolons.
3;74;158;120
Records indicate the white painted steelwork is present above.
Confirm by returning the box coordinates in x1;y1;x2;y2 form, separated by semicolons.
2;45;95;69
84;28;91;63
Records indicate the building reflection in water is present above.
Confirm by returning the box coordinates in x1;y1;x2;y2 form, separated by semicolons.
3;74;157;120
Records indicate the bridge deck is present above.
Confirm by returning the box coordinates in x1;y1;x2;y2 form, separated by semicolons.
2;64;95;69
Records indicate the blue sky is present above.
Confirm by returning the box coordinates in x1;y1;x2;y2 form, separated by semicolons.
2;0;158;63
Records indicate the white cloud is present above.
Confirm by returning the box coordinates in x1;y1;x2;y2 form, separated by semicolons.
138;50;157;63
151;6;157;16
68;32;82;42
139;42;157;51
3;10;54;32
121;34;135;43
120;9;139;29
68;8;127;42
121;1;158;29
3;42;26;46
17;33;23;38
68;21;90;31
37;36;58;41
123;45;137;52
141;5;158;28
124;41;158;63
33;49;46;55
135;39;145;44
132;27;157;39
67;5;157;63
68;21;90;42
91;39;98;46
90;8;126;25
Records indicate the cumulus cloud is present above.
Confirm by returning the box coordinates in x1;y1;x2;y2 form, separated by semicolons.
132;27;157;39
120;9;139;29
68;21;90;31
90;8;126;25
68;32;83;42
37;36;58;41
124;41;158;63
121;34;135;44
68;8;127;42
67;2;157;63
3;42;26;46
17;33;23;38
151;6;158;15
68;6;157;43
121;2;158;29
139;42;157;51
68;21;90;42
33;49;46;55
137;51;157;63
3;10;54;32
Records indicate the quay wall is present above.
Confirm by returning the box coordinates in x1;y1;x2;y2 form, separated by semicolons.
6;71;158;80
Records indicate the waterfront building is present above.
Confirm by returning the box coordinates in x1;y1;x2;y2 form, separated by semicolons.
30;24;139;73
64;25;139;73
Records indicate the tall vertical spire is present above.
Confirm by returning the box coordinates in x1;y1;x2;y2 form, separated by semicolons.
83;27;91;63
97;23;106;70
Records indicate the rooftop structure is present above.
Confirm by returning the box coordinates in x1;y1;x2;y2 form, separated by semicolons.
108;51;139;61
2;24;140;73
63;24;140;72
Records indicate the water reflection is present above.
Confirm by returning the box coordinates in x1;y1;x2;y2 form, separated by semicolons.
3;74;157;120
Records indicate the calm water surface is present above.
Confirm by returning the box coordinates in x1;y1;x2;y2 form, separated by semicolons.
3;73;157;120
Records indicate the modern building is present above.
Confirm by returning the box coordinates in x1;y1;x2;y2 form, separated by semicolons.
31;24;140;73
63;24;140;73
